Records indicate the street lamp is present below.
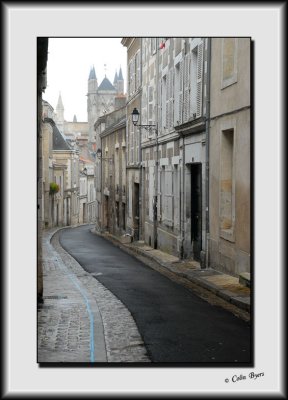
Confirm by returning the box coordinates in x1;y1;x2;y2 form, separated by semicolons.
96;148;113;162
131;108;157;133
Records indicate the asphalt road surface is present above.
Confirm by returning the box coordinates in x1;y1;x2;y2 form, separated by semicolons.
59;225;251;364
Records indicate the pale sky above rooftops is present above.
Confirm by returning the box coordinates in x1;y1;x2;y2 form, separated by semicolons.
43;37;127;122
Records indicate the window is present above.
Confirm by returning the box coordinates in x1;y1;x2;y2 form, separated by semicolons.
174;61;183;126
173;165;179;227
135;50;140;90
162;166;173;226
162;69;174;130
129;51;141;97
220;128;235;241
221;38;238;89
161;75;167;130
148;86;154;125
183;53;191;123
190;42;203;118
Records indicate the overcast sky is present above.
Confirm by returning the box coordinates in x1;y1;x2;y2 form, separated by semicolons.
43;38;127;122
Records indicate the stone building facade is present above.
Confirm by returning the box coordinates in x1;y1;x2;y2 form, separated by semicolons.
119;37;250;277
79;162;96;224
94;104;126;235
121;38;142;240
121;37;209;266
208;38;251;276
42;113;80;228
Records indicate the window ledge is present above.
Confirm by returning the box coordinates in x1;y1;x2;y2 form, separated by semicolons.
220;228;235;242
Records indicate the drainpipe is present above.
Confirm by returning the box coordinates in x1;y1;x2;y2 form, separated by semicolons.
153;38;160;249
139;39;143;240
180;39;186;259
205;38;211;269
181;133;185;258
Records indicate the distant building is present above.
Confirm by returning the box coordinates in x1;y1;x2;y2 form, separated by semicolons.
42;102;81;228
79;160;96;224
87;66;125;143
94;103;126;235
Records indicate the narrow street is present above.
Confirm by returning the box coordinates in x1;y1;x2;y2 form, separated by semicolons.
59;225;251;363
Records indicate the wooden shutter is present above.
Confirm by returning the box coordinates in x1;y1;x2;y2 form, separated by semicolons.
183;53;190;123
179;60;183;124
128;60;132;96
158;79;162;131
148;86;153;125
160;167;165;221
165;74;169;129
169;68;174;130
190;49;197;116
131;58;135;94
165;167;173;225
136;50;140;89
196;41;203;117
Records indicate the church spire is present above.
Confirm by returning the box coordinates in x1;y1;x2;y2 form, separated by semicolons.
88;65;96;80
55;92;64;134
118;66;123;81
113;70;118;84
56;92;64;110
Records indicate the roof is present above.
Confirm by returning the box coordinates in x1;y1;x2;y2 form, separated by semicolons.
100;116;126;138
118;66;123;80
79;156;94;164
56;93;64;110
89;66;96;80
98;76;116;91
113;70;118;84
44;118;72;151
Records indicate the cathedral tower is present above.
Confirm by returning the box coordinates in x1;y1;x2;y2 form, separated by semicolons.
113;70;118;91
87;65;98;143
117;66;124;94
55;92;64;134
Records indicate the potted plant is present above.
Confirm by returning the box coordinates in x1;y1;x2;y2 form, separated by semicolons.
50;182;60;195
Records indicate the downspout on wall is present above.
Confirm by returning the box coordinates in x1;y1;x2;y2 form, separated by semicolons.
180;38;186;259
139;38;143;240
205;37;211;269
154;37;160;249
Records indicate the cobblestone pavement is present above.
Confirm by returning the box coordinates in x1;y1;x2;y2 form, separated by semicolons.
38;226;150;363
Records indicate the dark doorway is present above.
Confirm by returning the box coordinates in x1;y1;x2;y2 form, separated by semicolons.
122;202;126;231
56;204;59;226
104;195;109;231
83;203;86;223
191;163;202;261
133;183;140;240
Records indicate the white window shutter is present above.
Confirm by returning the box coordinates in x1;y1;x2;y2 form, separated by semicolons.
136;51;140;89
169;68;174;130
179;60;183;124
183;54;190;123
190;49;197;117
196;41;203;117
165;168;173;224
129;61;133;95
165;74;169;128
158;79;162;130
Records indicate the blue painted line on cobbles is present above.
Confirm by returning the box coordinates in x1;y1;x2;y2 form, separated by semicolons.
56;257;95;363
